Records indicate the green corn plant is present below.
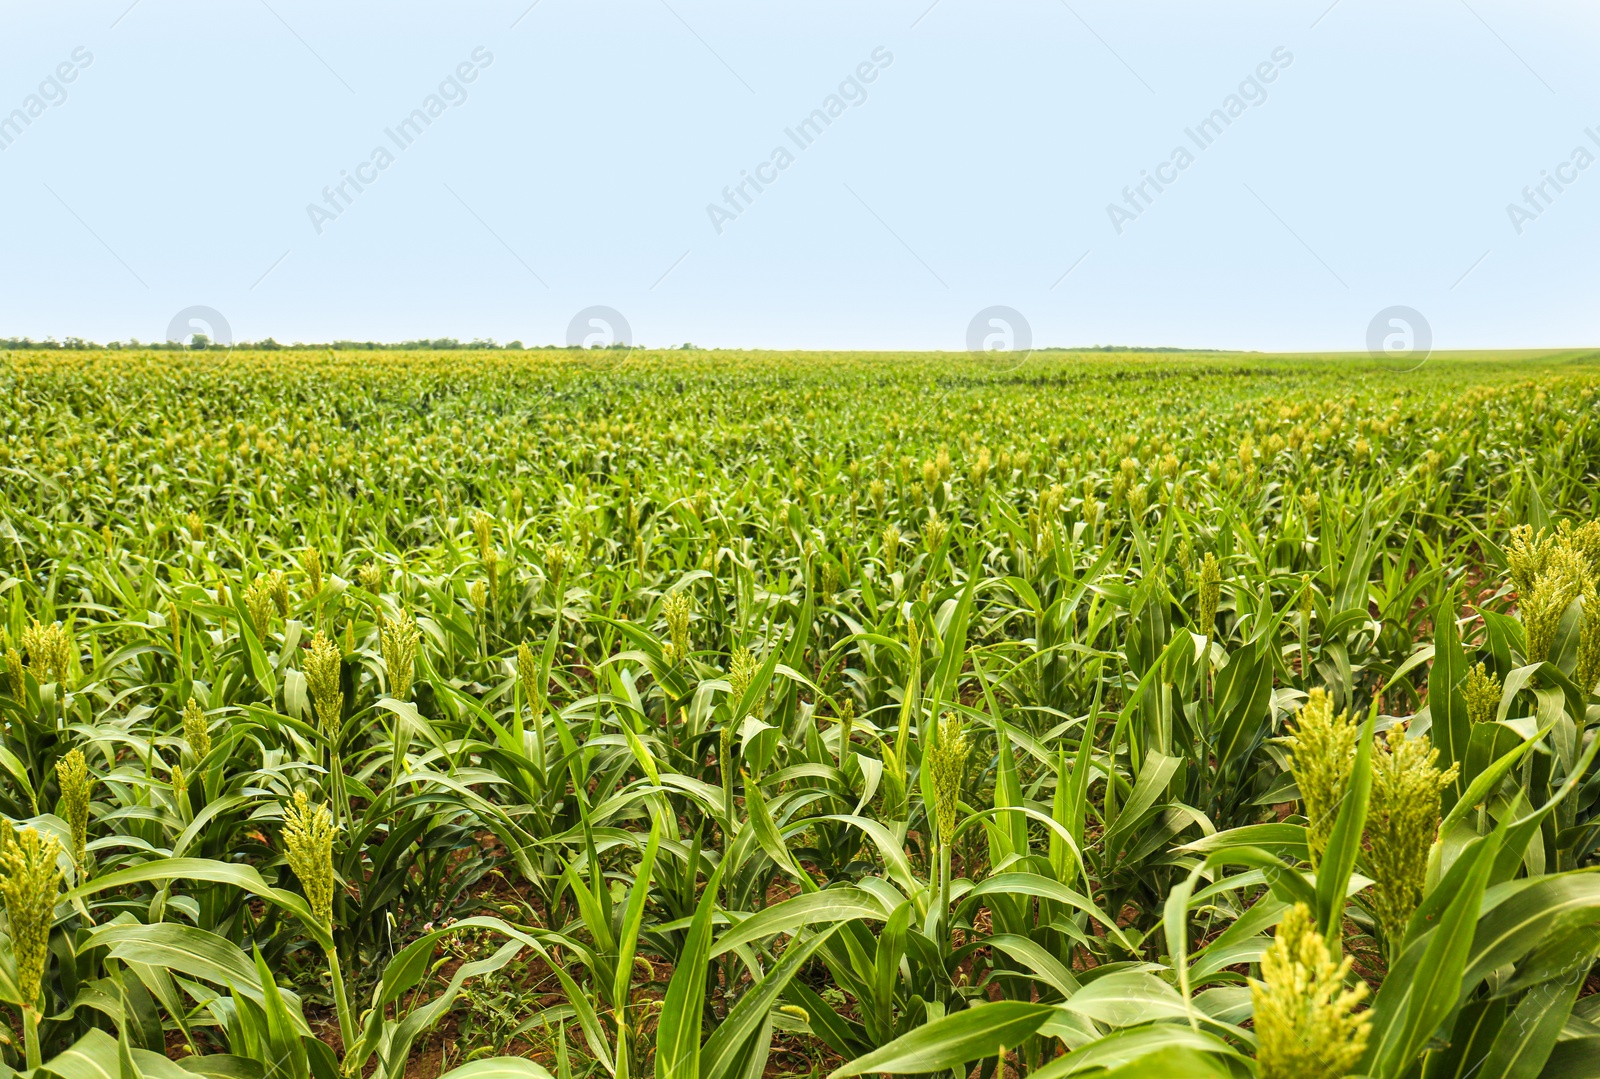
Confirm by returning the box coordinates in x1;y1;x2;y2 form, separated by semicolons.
281;790;354;1052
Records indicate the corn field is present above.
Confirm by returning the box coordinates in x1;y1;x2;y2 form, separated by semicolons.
3;345;1600;1079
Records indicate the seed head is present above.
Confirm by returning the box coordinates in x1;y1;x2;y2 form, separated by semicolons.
484;547;500;607
835;697;856;763
302;631;344;730
1521;545;1585;664
0;825;63;1009
4;648;22;697
358;562;384;594
1575;580;1600;695
969;448;990;488
21;620;76;687
1283;688;1358;869
1041;483;1065;517
243;577;273;638
171;761;188;802
881;524;900;574
869;479;887;515
1196;553;1221;641
1556;518;1600;581
1367;729;1458;945
544;544;568;590
299;547;324;597
182;696;212;760
1299;489;1320;524
1506;524;1556;599
728;646;759;719
923;514;948;554
282;791;336;930
928;713;969;848
1177;536;1195;591
265;570;291;616
517;642;542;718
819;561;840;604
54;749;94;869
381;610;420;701
1463;662;1501;725
1249;902;1370;1079
661;590;692;665
472;511;493;561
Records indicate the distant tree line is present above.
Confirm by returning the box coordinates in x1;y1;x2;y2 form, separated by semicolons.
1;337;1221;353
0;337;543;351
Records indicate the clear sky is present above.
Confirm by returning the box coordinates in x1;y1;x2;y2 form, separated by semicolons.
2;1;1596;351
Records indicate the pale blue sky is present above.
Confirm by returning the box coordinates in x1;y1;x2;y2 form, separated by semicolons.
2;1;1596;351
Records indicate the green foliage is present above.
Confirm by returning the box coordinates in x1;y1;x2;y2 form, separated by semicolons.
0;346;1596;1077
